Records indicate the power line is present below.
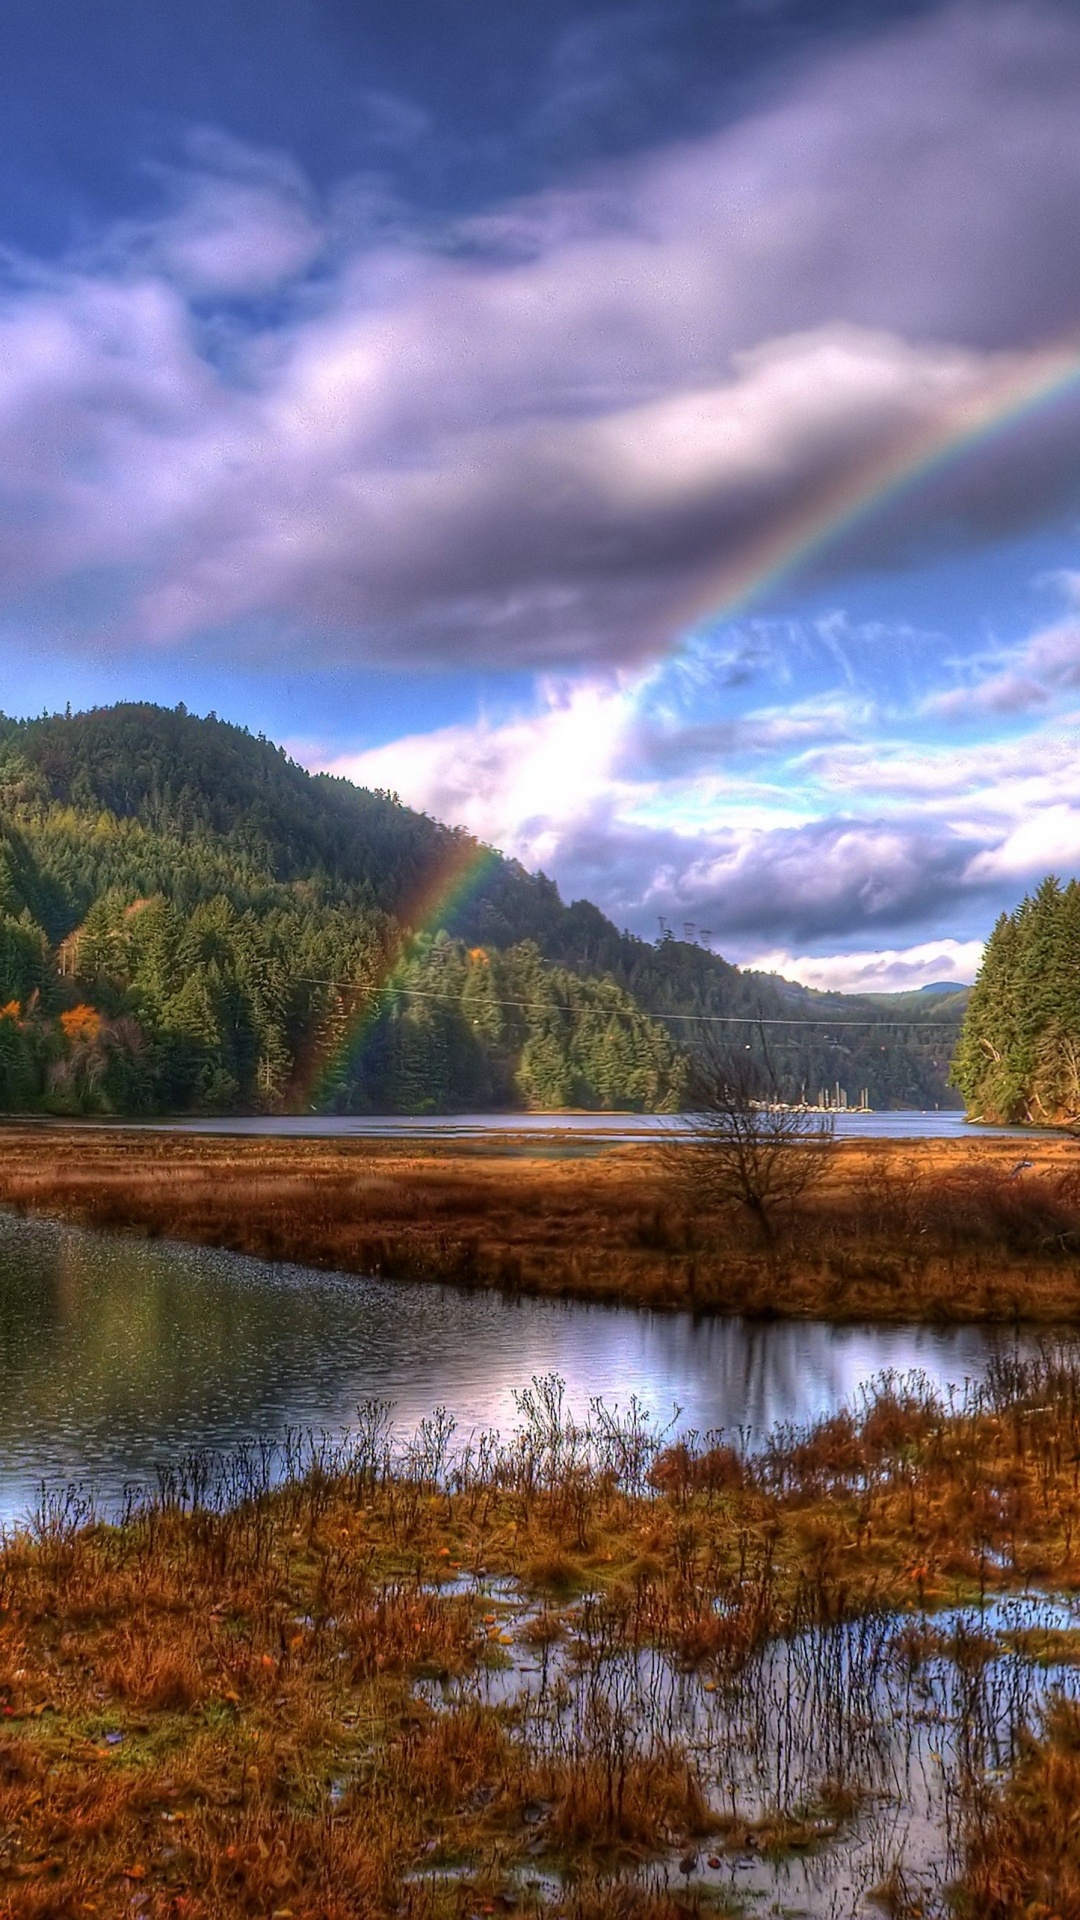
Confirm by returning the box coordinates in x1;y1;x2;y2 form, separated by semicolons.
292;976;964;1028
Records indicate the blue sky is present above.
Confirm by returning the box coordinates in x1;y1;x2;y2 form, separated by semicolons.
4;0;1080;989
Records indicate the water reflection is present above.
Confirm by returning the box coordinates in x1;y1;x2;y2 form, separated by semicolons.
0;1211;1042;1523
423;1588;1080;1917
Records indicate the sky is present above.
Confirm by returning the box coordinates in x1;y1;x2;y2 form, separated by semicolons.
5;0;1080;990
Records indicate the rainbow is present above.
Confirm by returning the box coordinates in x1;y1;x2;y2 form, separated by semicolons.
299;330;1080;1106
680;328;1080;631
302;835;500;1109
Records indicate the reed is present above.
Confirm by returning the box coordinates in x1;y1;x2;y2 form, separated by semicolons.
4;1355;1080;1912
2;1126;1080;1322
938;1692;1080;1917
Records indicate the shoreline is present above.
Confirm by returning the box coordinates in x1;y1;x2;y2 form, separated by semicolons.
1;1125;1079;1323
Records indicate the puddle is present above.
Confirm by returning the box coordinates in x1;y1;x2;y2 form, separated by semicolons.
411;1587;1080;1917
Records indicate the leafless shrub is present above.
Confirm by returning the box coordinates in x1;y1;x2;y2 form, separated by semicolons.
667;1030;835;1247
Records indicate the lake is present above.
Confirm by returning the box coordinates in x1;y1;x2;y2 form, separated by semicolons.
0;1208;1048;1525
87;1107;1051;1141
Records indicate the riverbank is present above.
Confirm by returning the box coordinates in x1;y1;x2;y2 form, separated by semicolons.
1;1124;1079;1321
1;1356;1078;1918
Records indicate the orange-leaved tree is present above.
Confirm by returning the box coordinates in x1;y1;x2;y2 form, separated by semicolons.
59;1004;103;1044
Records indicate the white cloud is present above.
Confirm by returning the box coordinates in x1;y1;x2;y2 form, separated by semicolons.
305;630;1080;951
963;805;1080;883
927;607;1080;720
747;939;984;995
804;724;1080;812
303;669;980;946
316;678;638;871
108;132;324;297
152;177;321;296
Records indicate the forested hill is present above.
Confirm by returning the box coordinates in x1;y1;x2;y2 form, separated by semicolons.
0;704;963;1115
952;876;1080;1124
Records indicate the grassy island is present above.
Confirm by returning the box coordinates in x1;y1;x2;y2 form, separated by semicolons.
1;1125;1080;1324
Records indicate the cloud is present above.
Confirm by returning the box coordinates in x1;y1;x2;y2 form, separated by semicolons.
109;132;324;297
319;679;637;873
927;577;1080;717
745;938;984;995
619;691;868;778
3;6;1080;670
929;672;1052;719
518;803;1008;949
801;723;1080;814
964;805;1080;883
311;673;1002;947
307;596;1080;951
352;92;432;155
618;816;981;944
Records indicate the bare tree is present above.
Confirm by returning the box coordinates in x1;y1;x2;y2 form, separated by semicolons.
669;1029;835;1247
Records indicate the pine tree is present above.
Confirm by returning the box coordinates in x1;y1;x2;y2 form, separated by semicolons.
953;879;1080;1124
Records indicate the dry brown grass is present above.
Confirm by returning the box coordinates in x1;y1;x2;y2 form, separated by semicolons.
949;1694;1080;1917
0;1125;1080;1321
4;1355;1080;1912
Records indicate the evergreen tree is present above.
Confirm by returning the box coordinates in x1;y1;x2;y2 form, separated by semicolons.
953;878;1080;1123
0;701;967;1116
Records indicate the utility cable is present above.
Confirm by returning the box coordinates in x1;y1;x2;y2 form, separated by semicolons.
289;976;964;1028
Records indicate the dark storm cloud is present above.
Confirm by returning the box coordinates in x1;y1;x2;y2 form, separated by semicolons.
3;5;1080;672
550;812;986;946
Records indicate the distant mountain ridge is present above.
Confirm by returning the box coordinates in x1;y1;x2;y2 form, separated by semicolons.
0;703;964;1114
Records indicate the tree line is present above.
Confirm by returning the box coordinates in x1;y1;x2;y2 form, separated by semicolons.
0;703;964;1116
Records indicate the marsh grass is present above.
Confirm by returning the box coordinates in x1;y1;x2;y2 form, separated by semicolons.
3;1128;1080;1323
953;1692;1080;1917
4;1357;1080;1911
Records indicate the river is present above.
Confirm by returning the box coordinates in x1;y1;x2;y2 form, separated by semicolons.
0;1208;1049;1525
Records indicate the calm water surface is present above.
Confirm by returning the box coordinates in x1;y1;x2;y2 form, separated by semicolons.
127;1109;1036;1141
0;1210;1047;1525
